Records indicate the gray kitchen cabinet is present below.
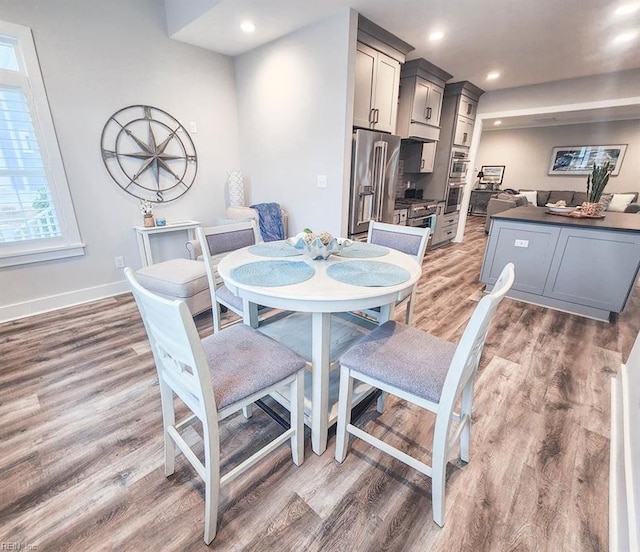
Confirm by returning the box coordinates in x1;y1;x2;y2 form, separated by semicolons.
481;221;561;295
458;96;477;119
433;203;459;246
543;227;640;312
412;78;443;128
481;208;640;321
396;58;452;141
419;81;484;203
354;42;401;134
402;141;437;173
453;115;474;147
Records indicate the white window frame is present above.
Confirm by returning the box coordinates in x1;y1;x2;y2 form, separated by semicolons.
0;20;84;267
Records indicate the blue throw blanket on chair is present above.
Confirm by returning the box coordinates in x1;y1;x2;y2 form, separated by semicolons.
250;202;285;242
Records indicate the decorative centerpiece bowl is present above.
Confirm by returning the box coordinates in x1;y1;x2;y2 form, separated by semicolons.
286;232;353;260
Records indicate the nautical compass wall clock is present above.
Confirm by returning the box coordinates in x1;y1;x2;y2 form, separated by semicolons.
100;105;197;203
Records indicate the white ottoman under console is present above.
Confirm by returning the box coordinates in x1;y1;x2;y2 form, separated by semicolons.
135;258;211;316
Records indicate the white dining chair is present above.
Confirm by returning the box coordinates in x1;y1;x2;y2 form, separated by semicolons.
197;221;268;332
125;268;306;545
362;220;431;325
335;263;515;527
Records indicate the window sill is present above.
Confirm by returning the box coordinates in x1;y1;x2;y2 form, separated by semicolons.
0;242;86;268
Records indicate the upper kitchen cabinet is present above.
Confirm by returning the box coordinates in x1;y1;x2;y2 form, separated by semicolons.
396;59;452;141
354;16;414;134
446;82;483;148
453;115;475;147
401;141;437;173
354;43;401;133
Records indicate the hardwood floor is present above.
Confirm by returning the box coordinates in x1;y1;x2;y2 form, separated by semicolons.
1;216;637;551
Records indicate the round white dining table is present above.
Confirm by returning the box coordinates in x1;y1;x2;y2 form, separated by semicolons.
218;242;422;455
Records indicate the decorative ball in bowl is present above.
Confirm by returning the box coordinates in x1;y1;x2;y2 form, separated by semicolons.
286;230;353;260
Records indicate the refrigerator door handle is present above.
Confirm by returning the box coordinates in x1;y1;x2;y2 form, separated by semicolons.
373;140;388;220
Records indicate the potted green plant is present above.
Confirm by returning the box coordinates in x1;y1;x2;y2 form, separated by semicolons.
583;161;613;216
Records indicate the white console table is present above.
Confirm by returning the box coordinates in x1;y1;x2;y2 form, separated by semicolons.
134;219;201;267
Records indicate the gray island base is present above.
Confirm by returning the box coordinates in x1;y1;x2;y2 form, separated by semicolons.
480;206;640;322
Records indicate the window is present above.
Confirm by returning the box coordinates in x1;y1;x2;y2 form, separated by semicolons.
0;21;83;267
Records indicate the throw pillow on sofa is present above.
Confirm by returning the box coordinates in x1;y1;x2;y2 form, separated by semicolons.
608;193;637;212
521;191;538;206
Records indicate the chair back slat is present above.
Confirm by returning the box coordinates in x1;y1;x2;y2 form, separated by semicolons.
206;227;257;256
125;268;217;418
368;220;430;262
439;263;515;410
198;221;260;289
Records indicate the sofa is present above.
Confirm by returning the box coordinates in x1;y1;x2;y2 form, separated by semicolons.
485;190;640;233
484;193;529;232
521;190;639;212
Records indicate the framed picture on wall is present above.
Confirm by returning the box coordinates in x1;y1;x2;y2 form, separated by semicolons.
479;165;506;185
548;144;627;176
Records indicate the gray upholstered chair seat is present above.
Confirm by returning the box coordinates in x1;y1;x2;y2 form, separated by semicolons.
340;321;456;403
215;283;244;312
202;324;307;409
135;258;211;316
216;284;269;314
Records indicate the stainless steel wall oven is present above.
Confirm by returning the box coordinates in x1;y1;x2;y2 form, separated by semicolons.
449;148;470;181
445;184;464;213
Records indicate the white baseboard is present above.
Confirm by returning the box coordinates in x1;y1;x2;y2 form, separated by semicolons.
0;280;130;323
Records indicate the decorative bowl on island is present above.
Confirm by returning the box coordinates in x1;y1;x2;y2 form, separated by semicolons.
286;231;353;260
545;202;575;214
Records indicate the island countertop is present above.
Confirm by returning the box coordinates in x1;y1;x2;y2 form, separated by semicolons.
492;205;640;233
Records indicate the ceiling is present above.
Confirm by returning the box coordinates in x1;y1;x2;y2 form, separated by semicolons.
483;103;640;130
166;0;640;92
165;0;640;130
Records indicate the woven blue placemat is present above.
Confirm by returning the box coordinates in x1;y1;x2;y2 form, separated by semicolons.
326;261;410;287
248;241;302;257
231;260;315;287
336;242;389;258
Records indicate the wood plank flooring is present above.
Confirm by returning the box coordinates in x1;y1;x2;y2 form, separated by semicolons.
1;217;637;551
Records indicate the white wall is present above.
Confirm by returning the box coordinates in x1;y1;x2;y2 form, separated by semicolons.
476;119;640;194
233;9;354;238
0;0;241;321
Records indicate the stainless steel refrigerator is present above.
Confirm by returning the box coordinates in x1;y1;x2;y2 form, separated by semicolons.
348;129;401;238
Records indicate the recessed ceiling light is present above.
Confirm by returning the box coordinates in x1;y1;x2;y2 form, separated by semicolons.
429;31;445;42
613;30;639;43
494;120;502;126
615;3;640;15
240;21;256;33
486;71;501;80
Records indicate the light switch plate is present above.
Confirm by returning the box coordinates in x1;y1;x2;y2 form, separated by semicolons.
317;175;327;188
514;239;529;248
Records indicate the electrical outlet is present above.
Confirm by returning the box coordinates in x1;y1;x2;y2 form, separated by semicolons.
317;175;327;188
189;121;198;134
115;256;125;269
514;239;529;248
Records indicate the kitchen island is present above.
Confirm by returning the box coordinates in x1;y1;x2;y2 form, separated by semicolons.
480;206;640;322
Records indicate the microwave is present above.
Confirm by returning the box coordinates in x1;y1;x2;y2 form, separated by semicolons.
449;149;470;180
